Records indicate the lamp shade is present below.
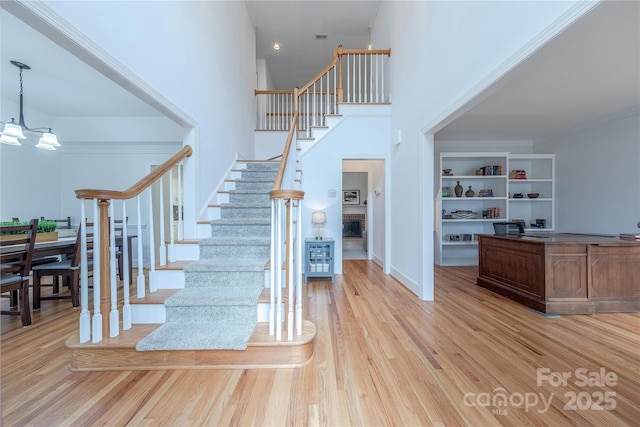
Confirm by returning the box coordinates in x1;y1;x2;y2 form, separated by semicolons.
0;133;21;146
312;212;326;224
39;132;60;147
2;122;26;139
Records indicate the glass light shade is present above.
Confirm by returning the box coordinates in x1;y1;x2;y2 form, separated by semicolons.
0;133;21;146
35;140;56;150
39;132;60;147
312;212;326;224
2;122;27;139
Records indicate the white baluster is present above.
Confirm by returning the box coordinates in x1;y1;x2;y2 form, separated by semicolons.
269;199;276;336
159;176;167;266
168;168;176;262
287;200;294;341
109;205;119;337
178;164;184;241
148;188;157;292
79;200;90;343
136;195;145;298
275;200;283;341
296;199;303;336
122;201;131;330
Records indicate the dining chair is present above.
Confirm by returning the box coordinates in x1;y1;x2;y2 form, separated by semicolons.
1;219;38;326
32;223;94;309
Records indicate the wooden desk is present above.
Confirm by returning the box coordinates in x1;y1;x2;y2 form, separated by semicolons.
477;233;640;314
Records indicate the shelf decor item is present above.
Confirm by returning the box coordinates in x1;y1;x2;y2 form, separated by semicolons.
465;186;475;197
454;181;463;197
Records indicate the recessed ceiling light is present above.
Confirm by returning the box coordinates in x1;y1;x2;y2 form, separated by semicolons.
273;43;281;51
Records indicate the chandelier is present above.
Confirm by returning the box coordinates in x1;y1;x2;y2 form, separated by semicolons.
0;60;60;150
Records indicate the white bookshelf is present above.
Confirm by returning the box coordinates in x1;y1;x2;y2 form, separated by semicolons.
435;152;555;266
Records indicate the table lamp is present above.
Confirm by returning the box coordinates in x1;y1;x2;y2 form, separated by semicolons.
312;211;326;240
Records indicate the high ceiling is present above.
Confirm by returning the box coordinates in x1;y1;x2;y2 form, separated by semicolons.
245;0;381;89
1;1;638;143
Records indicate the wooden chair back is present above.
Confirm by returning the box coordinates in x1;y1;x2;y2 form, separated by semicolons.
1;218;38;326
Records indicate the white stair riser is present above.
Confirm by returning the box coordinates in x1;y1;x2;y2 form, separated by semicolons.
197;222;212;238
155;270;185;289
175;243;199;260
131;304;166;324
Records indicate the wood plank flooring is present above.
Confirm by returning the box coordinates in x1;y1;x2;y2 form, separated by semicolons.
2;261;639;426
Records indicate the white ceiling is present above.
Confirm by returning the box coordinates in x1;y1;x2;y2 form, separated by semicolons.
245;0;381;89
1;1;638;143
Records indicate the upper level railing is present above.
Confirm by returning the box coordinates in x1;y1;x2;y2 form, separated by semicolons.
256;45;391;137
74;145;192;343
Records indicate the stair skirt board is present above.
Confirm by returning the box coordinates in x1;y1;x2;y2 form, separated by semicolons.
66;321;316;371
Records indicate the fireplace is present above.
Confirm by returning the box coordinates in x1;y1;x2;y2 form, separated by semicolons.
342;214;365;237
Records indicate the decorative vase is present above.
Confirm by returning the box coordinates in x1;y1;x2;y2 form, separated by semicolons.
465;186;475;197
454;181;463;197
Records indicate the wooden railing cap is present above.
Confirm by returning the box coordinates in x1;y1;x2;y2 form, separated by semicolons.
75;145;192;201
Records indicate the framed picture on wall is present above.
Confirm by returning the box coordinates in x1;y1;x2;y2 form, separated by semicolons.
342;190;360;205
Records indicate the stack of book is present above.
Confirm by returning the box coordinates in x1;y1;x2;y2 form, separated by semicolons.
619;233;640;241
509;170;527;179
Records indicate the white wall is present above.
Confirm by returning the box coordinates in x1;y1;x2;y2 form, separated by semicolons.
42;0;257;219
0;101;61;221
536;110;640;234
254;131;288;160
370;0;583;299
300;110;390;275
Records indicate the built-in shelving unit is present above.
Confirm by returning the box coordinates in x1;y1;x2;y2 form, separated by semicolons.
436;152;555;266
507;154;555;232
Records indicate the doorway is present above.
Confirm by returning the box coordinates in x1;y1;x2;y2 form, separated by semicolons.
342;170;367;260
341;159;385;264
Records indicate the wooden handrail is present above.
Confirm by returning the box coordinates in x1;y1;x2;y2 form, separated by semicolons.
340;48;391;56
75;145;192;200
255;90;295;95
299;55;339;94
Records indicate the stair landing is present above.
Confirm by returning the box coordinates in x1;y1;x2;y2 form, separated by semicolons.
66;320;315;371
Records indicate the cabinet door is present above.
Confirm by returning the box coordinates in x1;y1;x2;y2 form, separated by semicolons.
546;245;587;300
589;244;640;299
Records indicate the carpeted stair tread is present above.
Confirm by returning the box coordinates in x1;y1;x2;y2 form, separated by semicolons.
199;236;270;246
165;287;262;306
221;204;270;210
211;218;271;225
136;321;256;351
184;258;267;273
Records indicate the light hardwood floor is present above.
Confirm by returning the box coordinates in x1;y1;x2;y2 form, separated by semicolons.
2;261;639;426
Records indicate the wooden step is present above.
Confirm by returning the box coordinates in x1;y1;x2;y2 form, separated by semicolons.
65;320;316;371
155;261;193;271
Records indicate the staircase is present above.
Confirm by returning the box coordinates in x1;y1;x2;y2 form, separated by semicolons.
66;161;315;371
